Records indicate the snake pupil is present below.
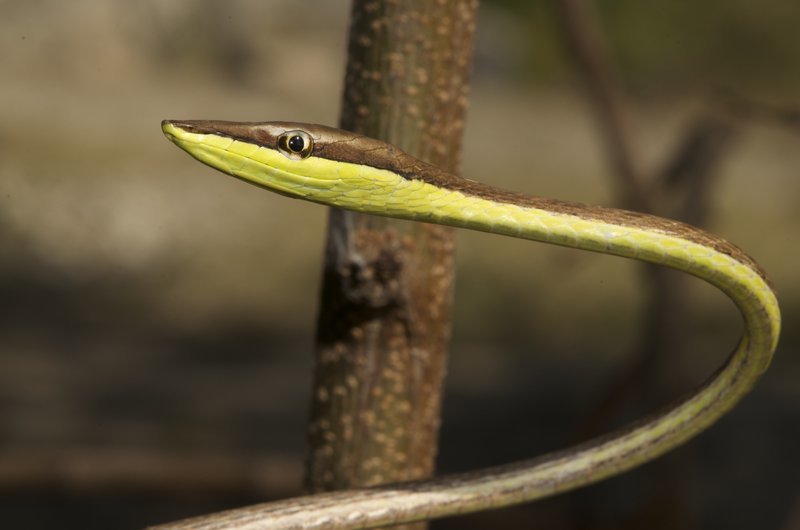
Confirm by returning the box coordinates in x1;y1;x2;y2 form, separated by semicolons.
277;130;313;159
287;135;305;153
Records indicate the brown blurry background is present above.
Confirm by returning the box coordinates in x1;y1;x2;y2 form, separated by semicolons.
1;1;798;528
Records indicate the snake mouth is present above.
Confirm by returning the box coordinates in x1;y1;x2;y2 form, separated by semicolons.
161;120;181;143
162;120;207;146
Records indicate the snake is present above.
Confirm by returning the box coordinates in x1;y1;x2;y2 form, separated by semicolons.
158;119;780;530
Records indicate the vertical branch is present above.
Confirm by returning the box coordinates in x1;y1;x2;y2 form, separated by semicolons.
555;1;740;417
557;2;740;526
306;2;479;523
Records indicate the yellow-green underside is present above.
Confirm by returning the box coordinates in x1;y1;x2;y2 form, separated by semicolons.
164;122;779;508
166;123;778;348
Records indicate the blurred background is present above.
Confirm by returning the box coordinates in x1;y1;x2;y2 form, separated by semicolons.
1;0;798;528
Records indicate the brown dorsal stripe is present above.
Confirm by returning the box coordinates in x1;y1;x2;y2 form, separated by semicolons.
165;120;767;280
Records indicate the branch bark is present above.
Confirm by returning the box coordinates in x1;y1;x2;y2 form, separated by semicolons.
305;3;478;528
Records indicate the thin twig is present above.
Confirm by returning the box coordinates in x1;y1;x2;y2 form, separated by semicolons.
554;0;651;212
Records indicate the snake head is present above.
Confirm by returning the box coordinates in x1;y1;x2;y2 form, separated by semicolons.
161;119;431;209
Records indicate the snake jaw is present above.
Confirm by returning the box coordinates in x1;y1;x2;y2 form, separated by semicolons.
161;120;410;210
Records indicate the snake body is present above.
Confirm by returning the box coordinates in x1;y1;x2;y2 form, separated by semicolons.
159;120;780;530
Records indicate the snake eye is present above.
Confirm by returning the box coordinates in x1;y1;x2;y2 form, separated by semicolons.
278;130;313;160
